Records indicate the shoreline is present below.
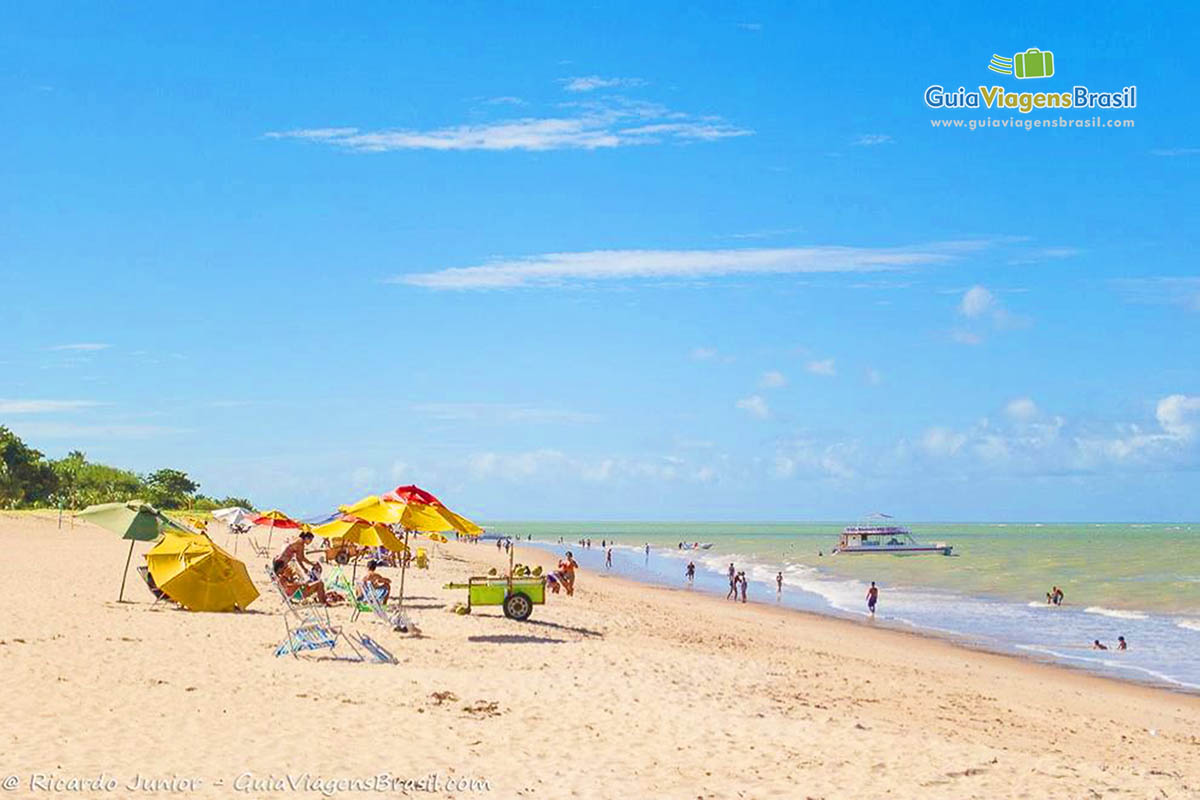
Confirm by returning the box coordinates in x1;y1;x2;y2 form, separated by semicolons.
511;535;1200;693
505;539;1200;701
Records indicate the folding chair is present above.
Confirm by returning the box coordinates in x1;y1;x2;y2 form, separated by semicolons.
248;537;271;558
266;566;364;661
353;580;412;633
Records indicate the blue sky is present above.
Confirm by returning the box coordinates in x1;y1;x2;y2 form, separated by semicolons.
4;2;1199;521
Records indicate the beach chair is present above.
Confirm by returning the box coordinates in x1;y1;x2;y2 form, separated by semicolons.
136;566;171;607
265;567;364;661
248;537;271;559
352;580;412;633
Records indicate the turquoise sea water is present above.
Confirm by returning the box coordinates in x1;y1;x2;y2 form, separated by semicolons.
486;521;1200;691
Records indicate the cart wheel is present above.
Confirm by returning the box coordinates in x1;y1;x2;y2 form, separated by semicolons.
503;592;533;621
335;551;349;565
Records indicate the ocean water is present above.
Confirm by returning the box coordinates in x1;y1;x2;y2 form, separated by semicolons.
485;521;1200;692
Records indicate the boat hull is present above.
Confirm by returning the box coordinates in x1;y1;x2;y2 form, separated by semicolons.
833;545;952;556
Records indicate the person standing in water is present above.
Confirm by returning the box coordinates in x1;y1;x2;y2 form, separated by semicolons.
776;571;783;594
605;547;613;569
727;566;738;600
739;571;748;603
685;561;695;583
866;581;879;615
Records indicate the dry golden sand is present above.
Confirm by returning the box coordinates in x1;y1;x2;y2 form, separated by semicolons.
0;512;1197;799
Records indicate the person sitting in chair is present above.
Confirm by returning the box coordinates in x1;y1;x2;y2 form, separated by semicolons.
360;559;391;603
273;558;332;605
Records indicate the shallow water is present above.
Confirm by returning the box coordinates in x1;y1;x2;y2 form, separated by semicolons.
487;521;1200;692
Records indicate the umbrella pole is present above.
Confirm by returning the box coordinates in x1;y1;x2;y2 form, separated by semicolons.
118;539;135;603
396;529;410;610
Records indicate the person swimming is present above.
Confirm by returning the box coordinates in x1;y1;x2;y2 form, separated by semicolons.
1117;636;1127;650
1093;639;1108;650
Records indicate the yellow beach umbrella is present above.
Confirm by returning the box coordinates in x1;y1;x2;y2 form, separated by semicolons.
382;484;483;537
339;495;452;532
146;530;259;612
312;517;407;552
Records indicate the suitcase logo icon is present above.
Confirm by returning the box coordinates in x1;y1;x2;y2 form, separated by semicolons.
988;48;1055;79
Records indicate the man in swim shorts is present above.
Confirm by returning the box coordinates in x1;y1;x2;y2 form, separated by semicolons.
866;581;879;615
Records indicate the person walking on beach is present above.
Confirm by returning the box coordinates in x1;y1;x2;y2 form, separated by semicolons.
727;564;737;600
686;561;695;583
866;581;879;615
739;571;747;603
605;547;613;569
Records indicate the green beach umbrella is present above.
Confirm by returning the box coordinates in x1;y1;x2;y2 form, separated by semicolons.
76;500;181;602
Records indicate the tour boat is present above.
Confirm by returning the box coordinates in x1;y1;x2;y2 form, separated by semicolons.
831;515;952;555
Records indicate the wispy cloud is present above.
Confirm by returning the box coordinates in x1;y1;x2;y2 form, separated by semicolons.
266;98;744;153
0;399;101;414
395;239;991;290
48;343;110;352
805;359;836;377
760;370;787;388
482;96;527;106
1112;277;1200;312
736;395;770;419
12;422;184;439
1150;147;1200;157
737;22;763;31
1008;246;1080;265
853;134;893;146
559;76;646;92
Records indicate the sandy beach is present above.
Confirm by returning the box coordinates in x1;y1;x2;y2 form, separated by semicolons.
1;512;1197;800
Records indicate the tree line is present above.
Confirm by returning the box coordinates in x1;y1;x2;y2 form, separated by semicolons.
0;426;253;511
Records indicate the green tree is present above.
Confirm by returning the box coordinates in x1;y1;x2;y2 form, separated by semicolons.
144;468;199;509
217;495;254;510
0;427;59;508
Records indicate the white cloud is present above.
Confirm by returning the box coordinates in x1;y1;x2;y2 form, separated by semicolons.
483;96;526;106
1004;396;1039;422
954;285;1031;341
266;97;747;153
736;395;770;419
0;399;101;414
48;343;110;351
806;359;836;376
959;285;996;318
1149;147;1200;157
396;240;986;290
853;134;893;146
737;22;763;31
920;427;968;456
690;347;718;361
1156;394;1200;440
560;76;646;92
760;370;787;388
